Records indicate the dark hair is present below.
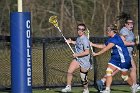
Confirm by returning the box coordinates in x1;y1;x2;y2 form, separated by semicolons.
117;12;131;22
77;23;86;31
116;12;134;27
125;18;133;24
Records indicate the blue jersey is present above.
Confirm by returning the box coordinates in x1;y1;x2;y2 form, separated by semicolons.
105;34;131;70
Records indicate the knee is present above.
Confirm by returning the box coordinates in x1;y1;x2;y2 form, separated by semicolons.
80;70;88;85
106;68;113;76
121;74;129;81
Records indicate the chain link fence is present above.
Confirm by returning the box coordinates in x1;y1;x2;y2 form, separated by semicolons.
0;36;139;90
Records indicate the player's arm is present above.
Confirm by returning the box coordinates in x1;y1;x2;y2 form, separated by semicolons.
93;43;114;56
90;42;106;49
73;49;89;58
66;38;76;44
73;38;90;58
120;35;135;46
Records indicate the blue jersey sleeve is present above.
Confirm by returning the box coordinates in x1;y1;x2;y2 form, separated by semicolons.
105;38;117;46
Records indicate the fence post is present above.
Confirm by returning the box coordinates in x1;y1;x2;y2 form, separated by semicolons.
42;38;47;87
93;47;97;87
138;0;140;83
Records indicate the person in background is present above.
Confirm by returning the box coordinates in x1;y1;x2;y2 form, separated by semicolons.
120;19;140;92
61;23;91;93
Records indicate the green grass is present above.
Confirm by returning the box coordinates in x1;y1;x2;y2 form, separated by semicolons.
43;85;131;93
0;85;132;93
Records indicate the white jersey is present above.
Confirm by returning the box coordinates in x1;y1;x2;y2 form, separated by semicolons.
120;27;135;57
75;35;91;69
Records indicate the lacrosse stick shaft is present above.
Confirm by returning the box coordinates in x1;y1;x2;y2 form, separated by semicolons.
86;28;95;54
57;27;78;59
90;46;95;54
57;27;75;54
49;16;77;58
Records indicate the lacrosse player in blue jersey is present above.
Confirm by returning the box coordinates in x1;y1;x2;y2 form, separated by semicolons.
94;19;140;93
91;24;134;93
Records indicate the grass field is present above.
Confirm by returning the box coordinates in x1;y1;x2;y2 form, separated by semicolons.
0;85;133;93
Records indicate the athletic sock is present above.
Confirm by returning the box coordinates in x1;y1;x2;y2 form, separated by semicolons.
106;87;110;90
66;85;71;88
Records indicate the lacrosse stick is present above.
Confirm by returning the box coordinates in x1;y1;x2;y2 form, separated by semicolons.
49;16;75;54
85;28;95;69
85;28;95;54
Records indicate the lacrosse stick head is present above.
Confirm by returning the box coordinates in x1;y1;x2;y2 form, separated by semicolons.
49;16;59;27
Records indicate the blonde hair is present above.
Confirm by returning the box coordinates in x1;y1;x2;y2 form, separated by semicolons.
107;24;118;33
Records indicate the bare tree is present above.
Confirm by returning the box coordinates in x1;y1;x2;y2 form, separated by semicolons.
90;0;97;25
60;0;64;32
97;0;111;36
2;0;136;37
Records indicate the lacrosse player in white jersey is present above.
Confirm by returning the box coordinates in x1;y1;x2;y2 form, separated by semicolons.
61;24;91;93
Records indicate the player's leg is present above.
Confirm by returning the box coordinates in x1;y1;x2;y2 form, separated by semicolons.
129;51;140;90
102;64;117;93
121;70;132;85
96;69;119;92
129;58;140;92
80;67;89;93
130;59;140;85
67;60;80;85
129;60;140;93
121;70;138;93
61;60;80;92
130;59;137;84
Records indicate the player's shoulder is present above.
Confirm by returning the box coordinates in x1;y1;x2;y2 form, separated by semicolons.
120;27;129;34
108;34;119;43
